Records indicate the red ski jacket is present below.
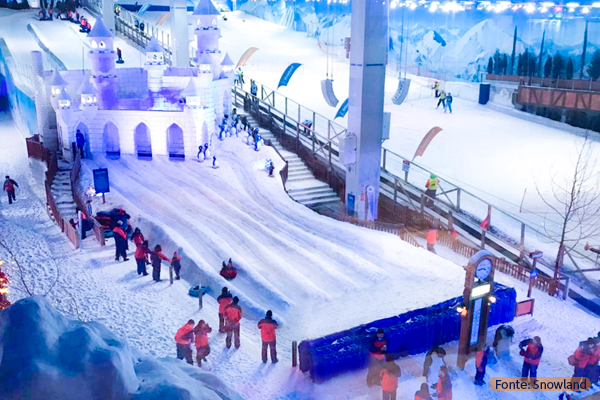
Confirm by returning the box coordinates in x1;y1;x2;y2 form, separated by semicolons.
225;304;242;326
175;323;194;345
134;245;150;261
112;227;126;240
380;365;401;392
194;325;212;348
217;292;233;314
258;318;278;342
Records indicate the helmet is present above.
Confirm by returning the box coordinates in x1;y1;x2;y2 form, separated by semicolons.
430;173;436;179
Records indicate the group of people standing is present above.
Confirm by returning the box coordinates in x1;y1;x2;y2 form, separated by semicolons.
175;287;279;366
431;82;453;113
569;334;600;388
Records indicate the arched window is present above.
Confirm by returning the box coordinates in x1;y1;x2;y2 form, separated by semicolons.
99;41;106;49
134;123;152;158
91;40;98;49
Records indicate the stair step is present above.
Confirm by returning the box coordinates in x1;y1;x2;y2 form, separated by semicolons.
292;191;339;203
290;186;335;197
300;195;342;206
287;174;315;181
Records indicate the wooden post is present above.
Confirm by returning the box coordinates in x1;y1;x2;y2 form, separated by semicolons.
420;194;425;213
292;340;298;367
382;148;387;171
199;287;203;309
285;96;288;116
169;266;174;285
520;223;526;263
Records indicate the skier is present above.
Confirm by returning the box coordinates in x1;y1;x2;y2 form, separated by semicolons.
134;240;150;276
112;221;129;261
3;175;18;205
194;320;212;367
171;251;182;280
435;366;452;400
220;260;237;280
445;93;453;114
474;345;490;386
423;347;447;384
217;287;233;333
174;319;195;365
519;336;543;384
131;227;144;247
151;244;171;282
425;173;439;206
212;156;219;169
197;145;203;161
426;226;437;254
224;296;242;349
268;161;275;178
414;383;432;400
380;358;401;400
203;143;210;160
258;310;278;363
436;91;446;110
366;328;387;387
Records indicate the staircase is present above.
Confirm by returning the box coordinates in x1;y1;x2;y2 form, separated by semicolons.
51;161;77;221
242;113;341;208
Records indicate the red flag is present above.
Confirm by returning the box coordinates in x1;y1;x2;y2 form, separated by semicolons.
412;126;443;161
480;216;490;230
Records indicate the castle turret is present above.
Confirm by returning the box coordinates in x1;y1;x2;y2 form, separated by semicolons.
182;77;210;146
49;69;68;110
144;36;168;109
220;53;235;116
78;74;98;121
193;0;221;79
87;18;118;110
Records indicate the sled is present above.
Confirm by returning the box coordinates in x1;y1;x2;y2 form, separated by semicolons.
188;285;209;298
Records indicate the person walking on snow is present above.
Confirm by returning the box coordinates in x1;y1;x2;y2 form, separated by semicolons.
426;226;437;254
3;176;18;205
217;287;233;333
112;221;129;261
151;244;171;282
75;129;85;158
171;251;182;280
435;366;452;400
445;93;453;114
258;310;278;363
194;320;212;367
425;173;439;206
175;319;195;365
414;383;432;400
224;296;242;349
134;240;150;276
436;91;446;110
520;336;543;384
131;227;144;247
380;358;401;400
367;328;388;387
570;339;592;385
474;345;490;385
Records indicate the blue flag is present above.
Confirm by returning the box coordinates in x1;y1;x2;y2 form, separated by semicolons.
277;63;302;89
335;98;349;119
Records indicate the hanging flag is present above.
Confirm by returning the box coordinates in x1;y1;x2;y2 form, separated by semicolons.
236;47;259;68
480;215;490;230
157;12;170;25
277;63;302;89
335;98;349;119
137;3;151;16
412;126;443;161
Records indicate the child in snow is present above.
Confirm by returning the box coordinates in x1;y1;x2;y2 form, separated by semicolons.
151;244;171;282
268;162;275;177
423;347;446;384
474;345;490;385
414;383;432;400
217;287;233;333
220;260;237;280
380;358;401;400
171;251;182;280
194;320;212;367
131;227;144;247
3;175;18;205
435;366;452;400
175;319;195;365
135;240;151;276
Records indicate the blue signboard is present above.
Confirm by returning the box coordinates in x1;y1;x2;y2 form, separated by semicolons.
347;193;355;216
530;269;538;279
335;98;349;119
93;168;110;194
402;160;410;172
470;297;483;346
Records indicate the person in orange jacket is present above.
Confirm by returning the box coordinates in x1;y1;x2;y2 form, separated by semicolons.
474;345;490;385
131;227;144;247
258;310;278;363
588;337;600;385
193;320;212;367
414;383;432;400
171;251;182;280
367;328;388;387
571;339;592;384
134;240;151;276
175;319;195;365
520;336;543;383
224;296;242;349
435;366;452;400
217;287;233;333
112;221;129;261
426;227;437;254
380;358;401;400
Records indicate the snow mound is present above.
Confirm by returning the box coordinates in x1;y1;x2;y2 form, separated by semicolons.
0;296;242;400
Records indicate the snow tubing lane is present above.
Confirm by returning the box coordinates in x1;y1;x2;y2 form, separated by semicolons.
298;284;517;383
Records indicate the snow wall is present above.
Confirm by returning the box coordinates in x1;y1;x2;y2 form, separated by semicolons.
0;40;38;138
0;296;244;400
233;0;600;81
298;284;517;383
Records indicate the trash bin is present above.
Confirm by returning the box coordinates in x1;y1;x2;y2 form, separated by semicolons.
479;83;491;105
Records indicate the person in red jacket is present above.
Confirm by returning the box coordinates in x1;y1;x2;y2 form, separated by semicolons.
193;320;212;367
426;226;437;254
175;319;195;365
151;244;171;282
414;383;432;400
258;310;278;363
588;338;600;385
474;345;490;385
435;366;452;400
571;339;592;385
380;358;401;400
520;336;543;384
131;227;144;247
367;328;388;387
134;240;150;276
217;287;233;333
112;221;129;261
224;296;242;349
3;175;18;205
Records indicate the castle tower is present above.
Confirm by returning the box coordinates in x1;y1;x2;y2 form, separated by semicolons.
87;18;118;110
144;36;168;109
220;53;235;116
193;0;222;80
32;50;56;151
181;77;209;146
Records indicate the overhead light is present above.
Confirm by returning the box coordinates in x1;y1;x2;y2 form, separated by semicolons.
582;6;591;12
540;6;548;12
566;2;579;6
542;1;555;6
430;1;439;12
525;3;536;13
592;2;600;7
